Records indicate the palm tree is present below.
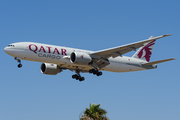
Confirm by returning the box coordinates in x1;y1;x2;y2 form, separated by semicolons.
80;103;109;120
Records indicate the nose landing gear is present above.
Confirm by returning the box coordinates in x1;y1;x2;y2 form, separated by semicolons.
15;57;22;68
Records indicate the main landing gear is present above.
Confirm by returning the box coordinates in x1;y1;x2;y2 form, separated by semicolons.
72;69;85;82
72;74;85;81
72;69;103;82
89;69;102;76
15;57;22;68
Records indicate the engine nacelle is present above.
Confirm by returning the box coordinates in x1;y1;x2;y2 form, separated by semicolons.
41;63;62;75
70;52;92;65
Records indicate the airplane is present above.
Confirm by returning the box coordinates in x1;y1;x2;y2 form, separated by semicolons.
4;34;175;81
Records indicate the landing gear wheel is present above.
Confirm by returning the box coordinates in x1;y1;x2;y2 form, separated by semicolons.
97;71;102;76
18;64;22;68
89;69;93;73
81;77;85;81
72;75;76;79
79;77;85;82
79;78;82;81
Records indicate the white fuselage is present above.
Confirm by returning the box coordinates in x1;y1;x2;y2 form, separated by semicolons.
4;42;150;72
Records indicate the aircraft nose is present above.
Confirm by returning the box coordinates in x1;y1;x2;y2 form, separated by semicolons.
4;47;14;55
4;47;8;53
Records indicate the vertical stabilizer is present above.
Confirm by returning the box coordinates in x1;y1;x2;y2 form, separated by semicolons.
132;36;156;62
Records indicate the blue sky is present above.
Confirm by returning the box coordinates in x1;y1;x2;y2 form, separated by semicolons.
0;0;179;120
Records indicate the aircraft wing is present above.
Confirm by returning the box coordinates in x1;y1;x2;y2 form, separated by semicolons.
90;34;171;59
89;34;172;69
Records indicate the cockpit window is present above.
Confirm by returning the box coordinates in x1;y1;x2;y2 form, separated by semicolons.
8;45;15;47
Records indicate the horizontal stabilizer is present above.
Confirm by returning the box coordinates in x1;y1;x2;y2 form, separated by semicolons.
142;58;176;66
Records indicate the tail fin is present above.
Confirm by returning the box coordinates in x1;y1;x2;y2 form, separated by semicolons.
132;36;156;62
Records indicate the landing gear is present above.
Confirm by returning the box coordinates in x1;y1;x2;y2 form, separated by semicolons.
72;69;85;82
89;69;103;76
72;74;85;81
15;57;22;68
72;68;102;82
18;64;22;68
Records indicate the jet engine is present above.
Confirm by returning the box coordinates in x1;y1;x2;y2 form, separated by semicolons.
70;52;92;65
40;63;62;75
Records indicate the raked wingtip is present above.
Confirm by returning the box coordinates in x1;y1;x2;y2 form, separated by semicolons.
163;34;173;37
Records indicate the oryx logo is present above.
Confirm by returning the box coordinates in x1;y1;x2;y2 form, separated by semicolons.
81;55;84;59
137;40;155;62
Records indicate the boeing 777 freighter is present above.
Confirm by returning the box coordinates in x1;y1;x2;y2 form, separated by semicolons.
4;34;175;81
